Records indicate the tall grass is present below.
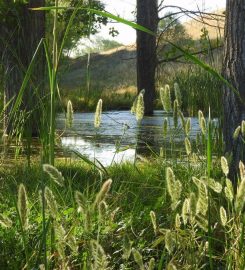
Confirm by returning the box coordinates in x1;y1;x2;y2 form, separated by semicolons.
1;2;245;269
1;136;245;268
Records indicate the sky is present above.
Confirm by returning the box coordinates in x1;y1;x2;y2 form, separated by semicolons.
98;0;226;45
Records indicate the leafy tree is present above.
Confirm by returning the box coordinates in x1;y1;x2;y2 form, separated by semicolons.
157;13;193;60
46;0;107;51
0;0;107;135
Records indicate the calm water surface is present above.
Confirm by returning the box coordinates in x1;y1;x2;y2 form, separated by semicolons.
56;110;203;166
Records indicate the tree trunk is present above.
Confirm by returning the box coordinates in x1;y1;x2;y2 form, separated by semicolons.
222;0;245;181
136;0;158;115
1;0;45;136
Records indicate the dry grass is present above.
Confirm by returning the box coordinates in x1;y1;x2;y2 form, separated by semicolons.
183;9;225;40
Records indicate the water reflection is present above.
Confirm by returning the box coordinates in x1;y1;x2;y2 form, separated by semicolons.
61;137;135;167
56;111;202;166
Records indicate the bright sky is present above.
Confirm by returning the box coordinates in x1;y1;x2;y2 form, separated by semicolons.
98;0;226;45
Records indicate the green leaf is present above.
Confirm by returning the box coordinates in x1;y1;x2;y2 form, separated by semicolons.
31;6;154;35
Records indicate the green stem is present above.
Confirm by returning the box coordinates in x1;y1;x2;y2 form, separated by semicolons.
41;168;48;269
49;0;58;165
207;108;213;270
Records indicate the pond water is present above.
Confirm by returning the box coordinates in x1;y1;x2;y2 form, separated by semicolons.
56;110;202;166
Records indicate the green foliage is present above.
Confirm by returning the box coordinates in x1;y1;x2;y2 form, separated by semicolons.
157;13;194;60
100;39;123;51
46;0;107;51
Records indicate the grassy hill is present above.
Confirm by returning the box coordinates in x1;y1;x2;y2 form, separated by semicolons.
59;10;224;113
59;45;137;110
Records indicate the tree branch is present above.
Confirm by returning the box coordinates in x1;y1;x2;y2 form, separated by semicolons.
157;45;223;65
158;5;225;18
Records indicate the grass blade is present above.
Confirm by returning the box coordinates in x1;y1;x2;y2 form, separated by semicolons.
31;6;154;35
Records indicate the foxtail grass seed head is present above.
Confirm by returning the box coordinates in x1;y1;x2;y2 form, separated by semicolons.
136;93;144;122
191;152;198;164
173;99;179;128
160;85;172;112
241;120;245;136
178;110;186;130
0;214;12;228
235;179;245;213
195;214;208;232
132;248;144;270
122;235;132;260
56;238;66;260
174;180;182;202
44;187;58;218
197;194;208;216
220;206;227;227
209;179;222;193
166;167;175;199
94;179;112;206
198;111;206;135
200;116;206;135
239;161;245;181
90;240;108;269
165;230;175;254
68;236;78;253
171;201;181;211
189;192;197;218
98;201;108;217
175;213;181;228
167;262;177;270
150;211;157;234
174;82;182;106
166;167;182;203
225;178;234;203
18;184;28;230
163;118;168;137
221;156;229;177
192;176;200;188
66;100;73;128
185;117;191;136
55;223;66;240
131;96;137;114
148;258;155;270
182;198;190;225
185;137;192;156
43;164;64;186
94;99;103;128
194;180;208;215
198;110;204;125
233;125;241;139
201;177;222;193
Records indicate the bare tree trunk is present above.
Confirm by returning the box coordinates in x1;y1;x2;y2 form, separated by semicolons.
136;0;158;115
222;0;245;181
1;0;45;136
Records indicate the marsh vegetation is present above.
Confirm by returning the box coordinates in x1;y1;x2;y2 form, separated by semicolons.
0;1;245;270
